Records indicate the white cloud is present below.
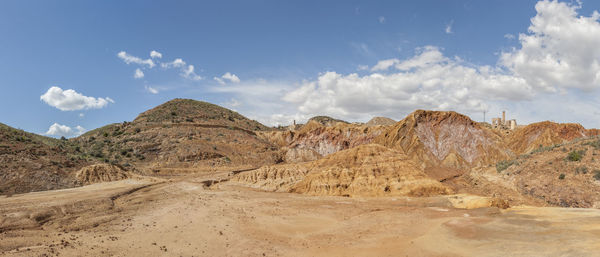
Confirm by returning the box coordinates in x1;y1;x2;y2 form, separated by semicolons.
445;20;454;34
182;65;203;81
378;16;385;24
145;85;159;94
371;58;399;71
214;72;240;85
134;68;144;79
117;51;155;68
118;51;205;82
504;33;515;40
79;113;84;118
41;86;114;111
371;46;447;71
161;58;186;69
253;0;600;126
45;123;86;138
500;0;600;92
150;50;162;59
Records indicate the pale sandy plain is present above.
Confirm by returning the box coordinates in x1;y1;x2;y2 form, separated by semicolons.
1;172;600;257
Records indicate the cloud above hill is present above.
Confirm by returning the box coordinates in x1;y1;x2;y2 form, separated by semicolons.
117;51;204;83
45;123;86;138
251;0;600;125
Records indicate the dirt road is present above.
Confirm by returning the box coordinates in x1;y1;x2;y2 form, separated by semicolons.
1;174;599;257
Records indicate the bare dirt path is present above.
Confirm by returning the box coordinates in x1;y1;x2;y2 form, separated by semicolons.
1;174;599;257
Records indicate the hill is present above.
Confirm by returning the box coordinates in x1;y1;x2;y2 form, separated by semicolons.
448;136;600;207
257;120;387;163
366;117;396;126
508;121;592;154
75;99;281;174
307;116;348;126
374;110;510;180
0;123;89;194
134;98;270;131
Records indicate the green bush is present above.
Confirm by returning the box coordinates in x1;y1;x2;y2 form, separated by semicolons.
496;160;515;173
559;173;565;180
567;150;585;161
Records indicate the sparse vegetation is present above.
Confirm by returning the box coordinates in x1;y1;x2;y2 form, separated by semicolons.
496;160;515;173
559;173;565;180
567;150;585;161
583;139;600;149
531;144;562;154
576;166;588;174
594;170;600;181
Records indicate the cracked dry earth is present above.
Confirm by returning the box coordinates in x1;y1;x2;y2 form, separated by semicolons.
1;174;600;257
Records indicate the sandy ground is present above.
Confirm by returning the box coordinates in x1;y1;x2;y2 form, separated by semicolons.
1;173;600;257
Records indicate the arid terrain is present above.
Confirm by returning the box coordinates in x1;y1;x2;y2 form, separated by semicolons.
2;99;600;256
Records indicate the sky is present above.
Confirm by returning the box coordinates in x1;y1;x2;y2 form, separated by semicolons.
3;0;600;137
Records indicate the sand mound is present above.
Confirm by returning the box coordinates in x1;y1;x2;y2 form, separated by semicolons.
232;163;310;192
75;164;131;185
234;144;451;197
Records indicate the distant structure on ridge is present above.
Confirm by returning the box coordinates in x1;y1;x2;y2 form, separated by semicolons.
491;110;517;130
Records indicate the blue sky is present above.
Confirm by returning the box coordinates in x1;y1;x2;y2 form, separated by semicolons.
3;0;600;137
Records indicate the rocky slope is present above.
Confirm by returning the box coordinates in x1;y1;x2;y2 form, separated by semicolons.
133;98;269;131
375;110;510;180
234;144;451;197
307;116;348;127
508;121;594;154
448;136;600;208
75;99;281;174
0;123;89;195
75;164;132;185
258;120;388;163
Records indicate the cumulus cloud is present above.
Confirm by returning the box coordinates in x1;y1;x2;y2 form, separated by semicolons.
281;47;531;121
251;0;600;126
134;68;144;79
45;123;86;138
214;72;240;84
41;86;114;111
117;51;155;68
150;50;162;59
500;0;600;92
